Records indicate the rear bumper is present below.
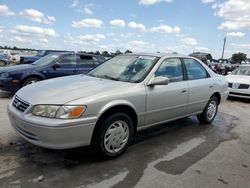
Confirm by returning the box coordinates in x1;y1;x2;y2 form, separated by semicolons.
7;102;97;149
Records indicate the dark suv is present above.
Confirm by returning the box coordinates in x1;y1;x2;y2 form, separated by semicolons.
0;52;106;93
20;50;71;64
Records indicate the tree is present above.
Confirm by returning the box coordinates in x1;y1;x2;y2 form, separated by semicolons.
231;52;247;63
125;50;132;54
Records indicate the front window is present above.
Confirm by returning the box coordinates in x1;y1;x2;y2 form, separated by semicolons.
232;66;250;76
32;54;60;66
88;55;159;83
155;58;184;83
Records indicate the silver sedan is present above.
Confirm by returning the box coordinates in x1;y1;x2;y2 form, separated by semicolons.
8;53;228;159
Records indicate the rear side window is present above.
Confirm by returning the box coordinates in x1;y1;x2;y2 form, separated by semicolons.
155;58;184;83
183;58;209;80
79;55;94;65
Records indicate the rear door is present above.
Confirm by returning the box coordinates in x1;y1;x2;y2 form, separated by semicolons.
77;55;96;74
182;58;215;114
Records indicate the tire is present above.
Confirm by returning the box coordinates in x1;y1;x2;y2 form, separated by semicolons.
92;113;134;159
197;96;218;124
22;77;41;87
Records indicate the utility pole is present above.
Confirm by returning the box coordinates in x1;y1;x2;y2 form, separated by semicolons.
221;36;226;60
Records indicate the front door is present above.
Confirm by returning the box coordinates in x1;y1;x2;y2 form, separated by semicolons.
47;53;78;78
146;58;188;125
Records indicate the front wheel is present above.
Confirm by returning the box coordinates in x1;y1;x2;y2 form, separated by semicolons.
197;96;218;124
93;113;134;159
22;77;41;87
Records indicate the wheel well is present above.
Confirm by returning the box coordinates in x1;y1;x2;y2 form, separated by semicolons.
212;92;221;104
21;75;44;86
91;105;138;143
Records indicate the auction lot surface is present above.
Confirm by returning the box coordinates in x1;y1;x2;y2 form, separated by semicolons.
0;91;250;188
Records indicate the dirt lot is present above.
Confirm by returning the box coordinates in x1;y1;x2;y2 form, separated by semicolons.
0;91;250;188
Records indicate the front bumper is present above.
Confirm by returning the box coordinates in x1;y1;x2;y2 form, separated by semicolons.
7;102;97;149
0;77;21;93
228;88;250;99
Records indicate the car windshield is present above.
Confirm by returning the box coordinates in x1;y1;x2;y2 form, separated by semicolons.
88;55;159;83
232;66;250;76
32;54;60;66
37;50;45;56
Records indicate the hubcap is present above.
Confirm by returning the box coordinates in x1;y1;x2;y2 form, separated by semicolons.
207;100;217;121
27;80;37;85
104;120;129;154
0;61;5;66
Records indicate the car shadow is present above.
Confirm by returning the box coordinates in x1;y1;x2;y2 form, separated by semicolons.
0;90;13;98
227;96;250;103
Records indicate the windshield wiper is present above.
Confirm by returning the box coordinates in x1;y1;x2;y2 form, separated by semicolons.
104;75;120;81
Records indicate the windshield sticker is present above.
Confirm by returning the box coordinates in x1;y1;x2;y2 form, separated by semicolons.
138;56;157;61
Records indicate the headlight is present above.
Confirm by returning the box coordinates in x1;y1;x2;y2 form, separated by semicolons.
31;105;86;119
0;72;9;78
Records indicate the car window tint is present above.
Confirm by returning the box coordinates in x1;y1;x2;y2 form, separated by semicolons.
58;54;76;65
155;58;183;82
79;55;93;65
183;58;208;80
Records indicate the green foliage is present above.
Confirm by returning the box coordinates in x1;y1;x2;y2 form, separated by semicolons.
231;52;247;63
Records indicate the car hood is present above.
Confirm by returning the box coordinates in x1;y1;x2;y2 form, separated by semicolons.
0;64;35;73
16;75;134;105
226;75;250;85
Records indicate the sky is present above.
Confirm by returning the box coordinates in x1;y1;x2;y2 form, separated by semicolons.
0;0;249;59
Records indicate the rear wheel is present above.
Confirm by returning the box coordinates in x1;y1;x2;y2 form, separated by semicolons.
93;113;134;159
197;96;218;124
22;77;41;87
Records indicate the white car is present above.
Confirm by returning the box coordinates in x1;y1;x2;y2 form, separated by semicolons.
226;65;250;99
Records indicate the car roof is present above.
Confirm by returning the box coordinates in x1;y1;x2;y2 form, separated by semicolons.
121;52;192;59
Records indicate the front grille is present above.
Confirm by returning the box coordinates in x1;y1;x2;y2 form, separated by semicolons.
228;83;249;89
12;96;30;112
239;84;249;89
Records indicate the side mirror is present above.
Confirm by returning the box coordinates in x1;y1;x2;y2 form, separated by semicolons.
147;76;169;86
52;62;60;70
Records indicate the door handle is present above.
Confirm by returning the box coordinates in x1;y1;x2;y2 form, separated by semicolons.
181;90;187;93
73;70;78;73
209;85;214;88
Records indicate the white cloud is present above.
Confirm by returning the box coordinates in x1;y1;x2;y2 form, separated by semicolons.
110;19;126;27
84;7;93;15
215;0;250;30
226;32;245;37
70;0;79;7
237;43;250;49
39;38;49;43
0;4;15;16
72;19;103;28
180;37;198;46
79;34;105;42
195;47;210;51
148;25;180;33
201;0;216;3
13;25;57;37
128;21;146;31
139;0;172;5
20;9;56;24
126;40;155;52
14;36;27;42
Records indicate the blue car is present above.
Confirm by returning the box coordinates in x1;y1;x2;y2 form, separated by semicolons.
0;52;106;93
20;50;71;64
